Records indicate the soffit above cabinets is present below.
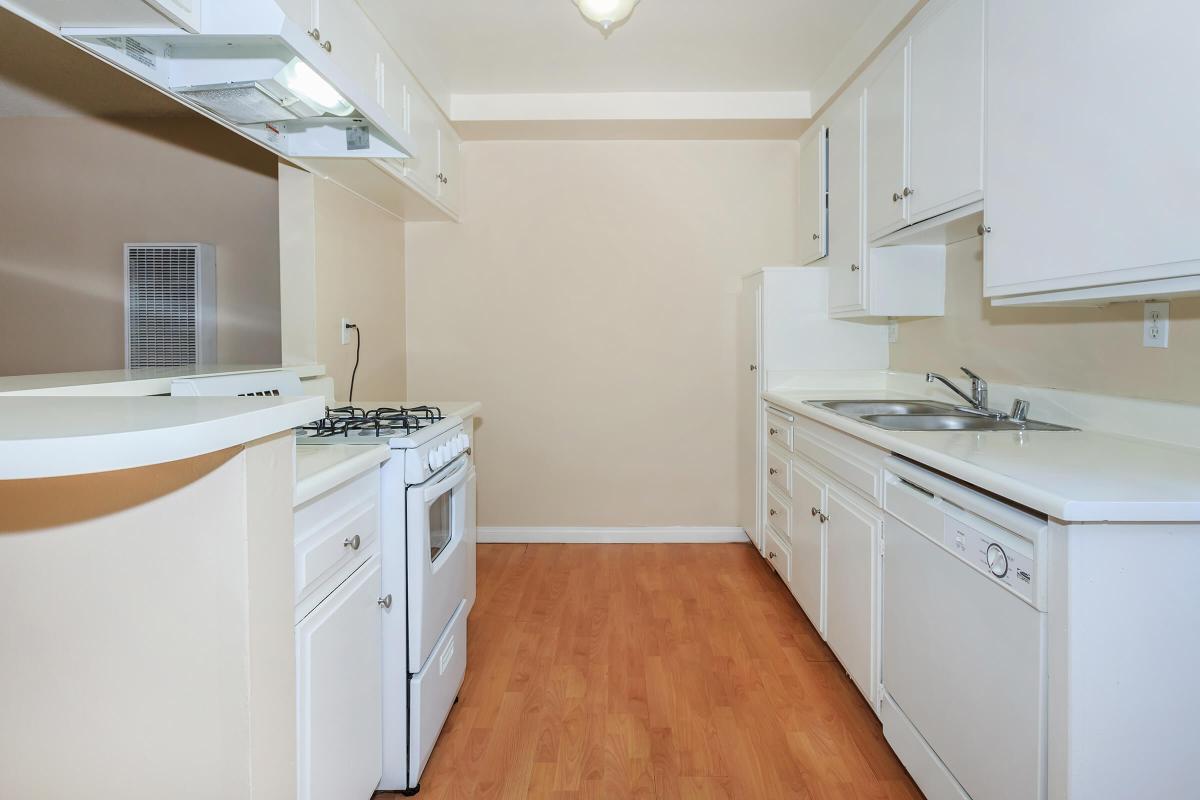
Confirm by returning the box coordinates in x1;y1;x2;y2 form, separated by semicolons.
358;0;924;140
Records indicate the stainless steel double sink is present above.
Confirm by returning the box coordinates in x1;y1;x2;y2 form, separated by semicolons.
805;399;1077;432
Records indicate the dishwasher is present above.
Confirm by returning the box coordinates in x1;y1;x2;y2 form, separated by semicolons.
880;456;1047;800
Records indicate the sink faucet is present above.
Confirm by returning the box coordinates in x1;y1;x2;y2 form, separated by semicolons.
926;367;1001;417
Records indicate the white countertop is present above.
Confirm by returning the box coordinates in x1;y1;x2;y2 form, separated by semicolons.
295;444;390;507
765;383;1200;523
0;364;325;397
0;395;325;480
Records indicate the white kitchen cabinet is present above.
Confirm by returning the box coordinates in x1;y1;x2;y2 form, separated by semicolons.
906;0;984;222
436;120;463;213
296;557;384;800
144;0;200;30
825;483;882;707
864;45;908;241
865;0;984;241
404;89;442;198
311;0;387;108
789;459;826;634
984;0;1200;305
826;94;866;314
736;275;763;550
737;269;889;553
797;127;828;265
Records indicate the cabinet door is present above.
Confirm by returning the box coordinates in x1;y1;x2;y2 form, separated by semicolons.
378;48;413;134
737;276;763;550
436;122;462;212
796;127;828;264
984;0;1200;297
864;43;908;240
907;0;984;223
404;90;441;196
274;0;312;27
313;0;384;106
789;460;826;634
827;94;866;313
825;485;881;706
297;558;383;800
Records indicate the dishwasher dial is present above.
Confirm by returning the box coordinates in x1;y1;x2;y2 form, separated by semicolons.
986;543;1008;578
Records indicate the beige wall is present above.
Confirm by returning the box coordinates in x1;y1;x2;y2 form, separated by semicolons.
890;237;1200;403
0;116;281;375
313;178;407;401
406;140;797;528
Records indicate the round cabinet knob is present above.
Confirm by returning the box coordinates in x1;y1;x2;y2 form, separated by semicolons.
378;594;392;609
986;543;1009;578
892;192;902;202
343;534;361;550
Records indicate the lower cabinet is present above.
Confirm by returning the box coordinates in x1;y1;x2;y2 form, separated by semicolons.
824;484;882;707
763;415;884;712
296;556;384;800
789;459;826;635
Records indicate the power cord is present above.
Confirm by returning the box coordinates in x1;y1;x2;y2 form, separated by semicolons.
345;322;361;402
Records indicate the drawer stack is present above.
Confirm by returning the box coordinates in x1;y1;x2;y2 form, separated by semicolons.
764;406;795;581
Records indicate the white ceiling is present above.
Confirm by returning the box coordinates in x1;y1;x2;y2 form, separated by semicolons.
359;0;888;95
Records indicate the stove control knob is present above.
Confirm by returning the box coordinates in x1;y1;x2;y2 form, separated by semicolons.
459;434;470;451
428;450;441;470
986;543;1008;578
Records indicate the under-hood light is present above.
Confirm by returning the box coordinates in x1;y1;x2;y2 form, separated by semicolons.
274;58;354;117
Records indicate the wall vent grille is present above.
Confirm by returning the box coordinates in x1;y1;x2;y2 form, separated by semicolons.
124;243;216;369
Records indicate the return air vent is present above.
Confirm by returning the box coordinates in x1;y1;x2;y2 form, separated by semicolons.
124;243;216;369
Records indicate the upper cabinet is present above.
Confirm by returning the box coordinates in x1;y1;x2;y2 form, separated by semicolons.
864;0;984;241
984;0;1200;305
826;96;866;314
797;127;829;265
864;46;908;240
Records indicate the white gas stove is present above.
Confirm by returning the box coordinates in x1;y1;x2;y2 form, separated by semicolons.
171;369;475;795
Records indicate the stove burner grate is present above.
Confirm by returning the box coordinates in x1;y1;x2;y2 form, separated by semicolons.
297;404;445;438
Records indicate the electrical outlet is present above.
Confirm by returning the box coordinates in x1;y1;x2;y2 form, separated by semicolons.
887;319;899;343
340;317;353;345
1143;302;1169;348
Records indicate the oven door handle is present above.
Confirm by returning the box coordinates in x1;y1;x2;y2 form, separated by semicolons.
422;457;470;502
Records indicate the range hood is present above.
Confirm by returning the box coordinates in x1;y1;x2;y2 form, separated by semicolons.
63;1;413;160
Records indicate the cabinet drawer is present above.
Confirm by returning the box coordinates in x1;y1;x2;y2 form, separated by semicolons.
766;409;794;451
767;448;792;496
765;527;791;582
295;470;380;605
766;486;791;537
793;417;884;504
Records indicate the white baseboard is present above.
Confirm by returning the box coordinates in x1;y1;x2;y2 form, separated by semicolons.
477;526;751;544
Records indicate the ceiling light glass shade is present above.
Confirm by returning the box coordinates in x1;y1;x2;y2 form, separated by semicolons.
274;58;355;117
573;0;641;34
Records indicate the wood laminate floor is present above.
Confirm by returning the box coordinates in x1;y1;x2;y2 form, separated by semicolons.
379;543;922;800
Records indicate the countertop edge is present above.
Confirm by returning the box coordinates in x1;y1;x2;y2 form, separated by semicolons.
0;396;325;481
763;390;1200;523
294;445;391;507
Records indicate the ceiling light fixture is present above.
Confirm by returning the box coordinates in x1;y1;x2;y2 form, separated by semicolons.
572;0;641;36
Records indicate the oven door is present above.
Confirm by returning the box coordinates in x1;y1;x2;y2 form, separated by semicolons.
405;454;471;672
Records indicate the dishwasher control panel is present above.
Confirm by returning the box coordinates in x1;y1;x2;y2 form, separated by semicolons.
943;512;1035;604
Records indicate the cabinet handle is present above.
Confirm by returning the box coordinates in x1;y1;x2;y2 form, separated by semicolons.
812;233;820;240
811;506;820;517
308;27;320;41
769;427;778;435
768;551;777;560
820;513;829;523
343;534;361;550
436;172;448;184
892;191;902;202
769;467;777;475
850;264;860;272
769;508;778;516
977;224;992;236
902;186;914;197
322;39;332;52
749;363;757;372
377;594;392;609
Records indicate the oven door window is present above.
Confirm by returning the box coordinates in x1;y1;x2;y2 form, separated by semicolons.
429;490;453;563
